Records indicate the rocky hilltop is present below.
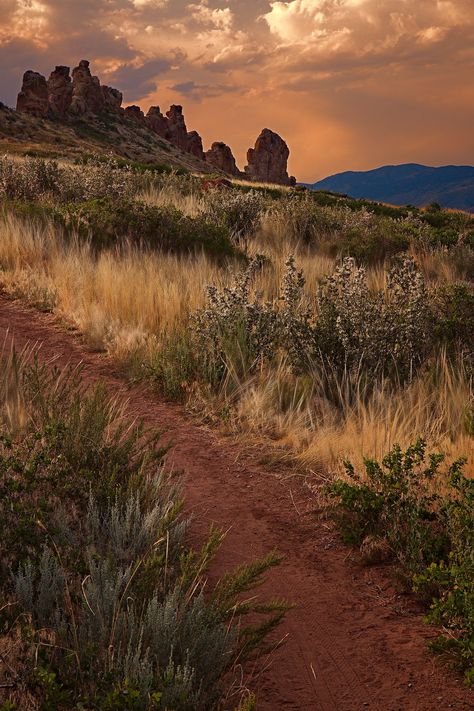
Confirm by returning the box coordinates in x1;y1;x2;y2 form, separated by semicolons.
9;59;295;185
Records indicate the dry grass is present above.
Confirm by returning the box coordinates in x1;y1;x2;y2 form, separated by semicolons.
0;203;472;479
0;343;29;432
0;212;333;347
206;354;473;478
0;213;224;354
231;178;291;192
141;184;206;218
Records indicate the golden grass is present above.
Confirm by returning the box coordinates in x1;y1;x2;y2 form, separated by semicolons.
230;177;291;193
141;185;206;218
0;213;224;352
210;353;473;478
0;207;472;478
0;342;30;432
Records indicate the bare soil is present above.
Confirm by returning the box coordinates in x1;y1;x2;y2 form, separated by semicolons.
1;294;472;711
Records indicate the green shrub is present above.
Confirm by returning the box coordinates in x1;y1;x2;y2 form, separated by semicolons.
333;226;409;262
190;255;432;389
202;190;266;247
193;257;280;386
329;440;474;681
147;331;198;400
414;469;474;682
328;440;452;575
432;283;474;352
3;197;240;259
314;256;430;380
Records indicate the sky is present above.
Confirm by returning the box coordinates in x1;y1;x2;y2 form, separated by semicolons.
1;0;474;181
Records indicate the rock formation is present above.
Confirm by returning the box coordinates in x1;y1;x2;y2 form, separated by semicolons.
146;106;168;138
124;105;145;124
245;128;295;186
17;61;120;120
165;105;188;151
14;59;297;182
47;66;73;117
186;131;205;160
16;71;49;117
102;86;123;114
69;60;105;116
205;141;240;176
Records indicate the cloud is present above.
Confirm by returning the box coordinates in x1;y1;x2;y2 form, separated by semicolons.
169;79;237;101
132;0;168;7
106;57;174;101
262;0;471;62
188;1;233;31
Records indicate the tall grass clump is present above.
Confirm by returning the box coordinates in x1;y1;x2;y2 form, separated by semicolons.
0;352;287;710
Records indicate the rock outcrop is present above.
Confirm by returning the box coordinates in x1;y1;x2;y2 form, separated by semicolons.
245;129;295;186
146;106;168;138
165;105;188;151
69;60;105;116
124;105;145;124
47;66;73;117
16;71;49;117
205;141;240;176
17;61;121;120
14;59;297;182
102;86;123;114
186;131;205;160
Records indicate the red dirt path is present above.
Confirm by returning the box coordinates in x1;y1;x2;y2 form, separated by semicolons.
1;294;472;711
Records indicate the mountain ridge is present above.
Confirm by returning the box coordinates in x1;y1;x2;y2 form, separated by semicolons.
306;163;474;212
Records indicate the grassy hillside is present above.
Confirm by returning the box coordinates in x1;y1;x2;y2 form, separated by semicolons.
0;153;473;685
0;103;216;174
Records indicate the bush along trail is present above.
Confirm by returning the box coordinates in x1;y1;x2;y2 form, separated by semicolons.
0;295;473;711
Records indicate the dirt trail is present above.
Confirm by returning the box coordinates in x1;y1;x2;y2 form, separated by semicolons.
1;294;472;711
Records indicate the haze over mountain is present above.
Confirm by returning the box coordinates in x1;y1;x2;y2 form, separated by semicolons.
307;164;474;212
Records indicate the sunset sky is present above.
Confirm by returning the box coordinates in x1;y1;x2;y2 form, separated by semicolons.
1;0;474;181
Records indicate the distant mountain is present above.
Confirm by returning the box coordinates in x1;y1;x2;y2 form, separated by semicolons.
306;163;474;212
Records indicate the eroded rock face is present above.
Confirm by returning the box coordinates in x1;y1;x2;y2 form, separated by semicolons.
146;106;168;138
245;128;295;186
165;105;188;150
186;131;205;160
16;71;49;117
205;141;240;176
47;66;73;117
70;60;105;116
14;59;274;177
124;105;145;124
102;86;123;114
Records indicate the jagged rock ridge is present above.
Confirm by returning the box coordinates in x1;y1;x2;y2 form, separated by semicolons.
15;60;295;184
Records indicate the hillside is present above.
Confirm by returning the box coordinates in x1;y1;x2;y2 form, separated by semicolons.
307;163;474;211
0;101;216;174
0;59;295;185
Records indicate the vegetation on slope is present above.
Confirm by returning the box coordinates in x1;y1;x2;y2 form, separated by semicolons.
0;154;473;682
0;156;238;259
0;350;287;710
0;103;214;175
